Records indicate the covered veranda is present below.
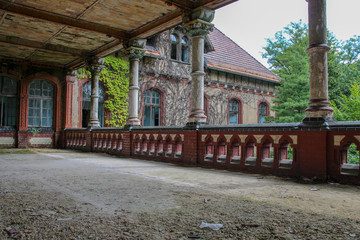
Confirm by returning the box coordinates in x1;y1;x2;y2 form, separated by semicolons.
0;0;359;184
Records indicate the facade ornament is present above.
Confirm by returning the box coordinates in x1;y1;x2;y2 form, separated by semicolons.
124;38;147;60
86;57;105;74
183;7;215;37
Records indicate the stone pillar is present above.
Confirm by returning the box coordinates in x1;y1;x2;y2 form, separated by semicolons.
304;0;333;123
124;38;146;126
184;7;215;125
87;57;105;127
64;72;76;129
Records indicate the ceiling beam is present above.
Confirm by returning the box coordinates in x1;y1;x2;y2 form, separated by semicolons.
162;0;194;10
0;34;89;56
0;0;130;39
130;9;183;38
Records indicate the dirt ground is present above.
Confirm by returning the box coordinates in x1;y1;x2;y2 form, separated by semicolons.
0;149;359;240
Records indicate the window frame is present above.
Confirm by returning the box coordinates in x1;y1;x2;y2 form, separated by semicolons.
28;80;54;128
258;102;269;124
0;76;18;127
143;89;161;126
170;32;189;63
228;99;239;125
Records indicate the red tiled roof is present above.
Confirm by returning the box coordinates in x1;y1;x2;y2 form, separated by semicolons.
205;28;280;83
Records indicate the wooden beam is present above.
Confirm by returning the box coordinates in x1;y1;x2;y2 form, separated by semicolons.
162;0;194;10
0;34;89;56
0;0;130;39
0;55;66;69
130;9;183;38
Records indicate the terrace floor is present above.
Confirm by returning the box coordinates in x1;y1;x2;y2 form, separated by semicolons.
0;149;359;239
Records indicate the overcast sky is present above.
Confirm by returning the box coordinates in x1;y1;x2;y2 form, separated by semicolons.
213;0;360;67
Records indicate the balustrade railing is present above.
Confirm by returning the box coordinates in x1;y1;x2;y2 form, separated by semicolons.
64;121;360;184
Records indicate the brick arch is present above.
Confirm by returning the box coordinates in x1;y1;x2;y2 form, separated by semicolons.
140;83;166;126
227;95;243;124
19;72;62;131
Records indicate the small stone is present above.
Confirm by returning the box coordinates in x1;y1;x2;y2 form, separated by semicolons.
349;233;356;237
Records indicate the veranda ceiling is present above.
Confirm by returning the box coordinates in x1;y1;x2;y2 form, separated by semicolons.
0;0;236;69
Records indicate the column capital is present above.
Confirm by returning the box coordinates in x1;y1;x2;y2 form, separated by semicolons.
124;38;147;60
86;57;105;75
183;7;215;37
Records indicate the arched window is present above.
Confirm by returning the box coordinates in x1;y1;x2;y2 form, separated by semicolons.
143;89;160;126
82;81;104;127
28;80;54;127
181;37;188;62
170;34;178;60
258;102;268;123
0;76;18;127
229;99;239;124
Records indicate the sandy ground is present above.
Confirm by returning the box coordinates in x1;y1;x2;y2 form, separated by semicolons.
0;149;360;239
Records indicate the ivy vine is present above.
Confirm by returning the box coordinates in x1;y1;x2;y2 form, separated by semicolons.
77;56;130;127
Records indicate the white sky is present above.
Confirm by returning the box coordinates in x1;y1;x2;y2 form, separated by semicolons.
213;0;360;67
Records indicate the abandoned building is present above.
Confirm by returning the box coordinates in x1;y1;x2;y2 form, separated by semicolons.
71;26;279;128
0;0;359;184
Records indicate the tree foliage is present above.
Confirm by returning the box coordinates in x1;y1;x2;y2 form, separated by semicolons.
262;21;309;123
263;21;360;123
331;83;360;121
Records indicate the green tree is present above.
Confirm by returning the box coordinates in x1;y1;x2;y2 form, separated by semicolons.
262;21;309;123
262;21;347;123
331;82;360;121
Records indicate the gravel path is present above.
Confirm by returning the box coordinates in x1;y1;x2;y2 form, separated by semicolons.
0;149;359;239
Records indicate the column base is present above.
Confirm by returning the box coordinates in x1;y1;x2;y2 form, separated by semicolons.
126;118;141;126
188;109;207;124
88;119;100;128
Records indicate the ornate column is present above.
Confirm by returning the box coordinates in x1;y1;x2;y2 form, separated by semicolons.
304;0;333;123
124;38;146;126
184;7;215;125
87;57;105;127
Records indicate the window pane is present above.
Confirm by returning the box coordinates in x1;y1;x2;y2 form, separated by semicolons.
82;82;92;99
171;43;177;60
28;98;40;127
6;97;17;126
153;107;160;126
98;102;104;127
98;86;104;101
182;45;188;62
145;90;151;104
229;112;238;124
2;77;18;95
181;37;188;45
29;81;41;96
42;81;54;97
170;34;178;43
152;91;160;105
143;106;151;126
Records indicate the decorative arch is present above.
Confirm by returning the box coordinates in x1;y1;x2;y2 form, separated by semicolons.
19;72;61;131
